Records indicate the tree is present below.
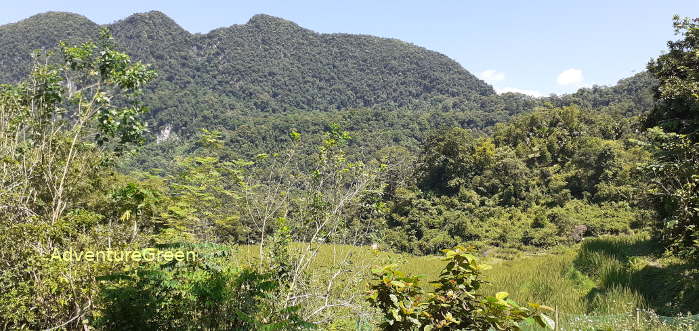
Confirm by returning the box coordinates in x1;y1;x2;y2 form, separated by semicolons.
0;30;156;329
153;125;388;323
644;128;699;257
646;16;699;139
417;128;493;196
368;246;555;330
0;28;156;227
644;16;699;258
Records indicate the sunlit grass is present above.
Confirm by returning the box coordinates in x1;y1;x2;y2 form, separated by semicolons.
231;234;698;330
482;235;652;316
234;242;445;281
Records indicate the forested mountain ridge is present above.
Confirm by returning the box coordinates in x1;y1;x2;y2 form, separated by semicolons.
0;11;492;118
0;12;654;128
0;12;99;77
551;71;656;117
0;11;657;169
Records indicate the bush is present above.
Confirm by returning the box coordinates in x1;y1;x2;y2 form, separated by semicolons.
95;243;313;330
368;246;555;330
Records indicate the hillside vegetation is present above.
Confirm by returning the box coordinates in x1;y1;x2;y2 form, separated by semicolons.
0;11;656;168
0;11;491;117
0;11;696;331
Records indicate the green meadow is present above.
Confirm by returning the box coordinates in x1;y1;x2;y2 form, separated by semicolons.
235;233;699;330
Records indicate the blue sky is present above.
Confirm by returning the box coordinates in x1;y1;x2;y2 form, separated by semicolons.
3;0;698;96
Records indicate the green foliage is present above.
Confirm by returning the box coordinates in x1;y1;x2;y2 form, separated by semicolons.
0;12;659;173
266;217;295;280
95;243;314;330
158;129;251;243
643;129;699;257
644;16;699;258
551;72;656;118
368;246;554;330
0;11;694;331
378;105;651;254
0;32;156;329
417;128;493;195
646;16;699;137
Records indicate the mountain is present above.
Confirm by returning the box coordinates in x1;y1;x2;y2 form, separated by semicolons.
0;11;656;169
0;11;495;125
0;12;99;79
551;71;656;117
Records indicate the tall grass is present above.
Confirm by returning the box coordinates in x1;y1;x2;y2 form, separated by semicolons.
233;234;698;330
234;242;445;280
482;235;651;315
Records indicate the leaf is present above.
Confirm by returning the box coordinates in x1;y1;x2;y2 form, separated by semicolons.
391;280;406;288
533;314;556;330
529;303;555;311
367;290;378;301
389;294;399;305
391;308;402;322
119;209;131;221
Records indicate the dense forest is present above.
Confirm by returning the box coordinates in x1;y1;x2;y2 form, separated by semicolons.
0;11;656;167
0;10;697;331
0;11;493;115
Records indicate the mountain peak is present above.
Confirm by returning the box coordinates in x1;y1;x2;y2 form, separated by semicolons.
28;11;90;20
111;10;188;34
246;14;303;30
1;10;494;113
122;10;173;23
137;10;169;18
247;14;290;23
3;11;95;28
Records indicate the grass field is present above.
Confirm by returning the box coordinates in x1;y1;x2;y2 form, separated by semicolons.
233;233;699;330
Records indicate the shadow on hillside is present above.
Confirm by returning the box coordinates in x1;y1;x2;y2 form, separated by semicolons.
629;260;699;314
576;236;661;262
573;236;699;315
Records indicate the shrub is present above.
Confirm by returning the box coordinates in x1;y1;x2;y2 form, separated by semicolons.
95;243;314;330
367;246;554;330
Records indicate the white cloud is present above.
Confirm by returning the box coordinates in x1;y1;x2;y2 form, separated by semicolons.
495;87;544;98
557;68;584;86
479;69;505;83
